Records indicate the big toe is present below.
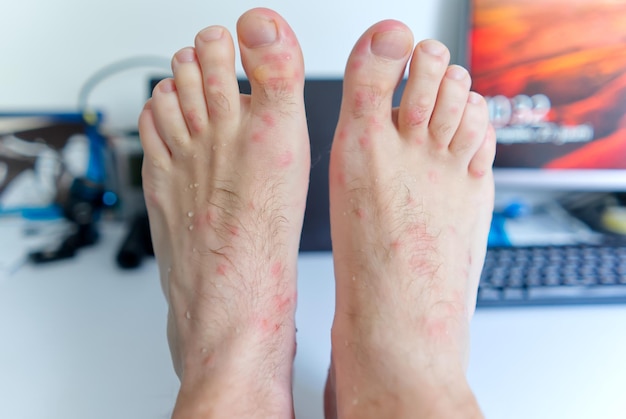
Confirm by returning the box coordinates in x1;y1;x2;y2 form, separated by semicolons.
340;20;414;121
236;8;306;112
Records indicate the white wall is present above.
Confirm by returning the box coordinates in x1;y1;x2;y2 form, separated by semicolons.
1;0;465;130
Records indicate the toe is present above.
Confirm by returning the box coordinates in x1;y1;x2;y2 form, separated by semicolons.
397;40;450;140
340;20;413;121
171;47;210;137
428;65;472;150
236;8;305;112
150;78;192;155
138;100;172;162
468;123;497;178
449;92;490;162
194;26;241;125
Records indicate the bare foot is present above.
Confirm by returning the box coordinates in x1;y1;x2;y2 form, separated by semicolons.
138;8;309;418
327;21;495;418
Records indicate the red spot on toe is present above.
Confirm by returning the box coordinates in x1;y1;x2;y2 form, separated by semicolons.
354;208;365;219
264;52;292;65
337;129;348;141
391;240;403;251
205;75;220;87
406;107;428;127
350;59;364;71
185;110;204;133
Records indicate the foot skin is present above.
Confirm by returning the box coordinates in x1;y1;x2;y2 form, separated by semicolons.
327;21;495;418
138;8;309;418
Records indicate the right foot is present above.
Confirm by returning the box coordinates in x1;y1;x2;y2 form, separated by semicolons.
327;21;495;418
138;8;310;418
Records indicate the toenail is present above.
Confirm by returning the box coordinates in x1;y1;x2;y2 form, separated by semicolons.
446;65;468;81
199;26;224;42
239;14;278;48
420;40;447;56
371;31;412;60
159;79;176;93
175;48;196;63
468;91;483;104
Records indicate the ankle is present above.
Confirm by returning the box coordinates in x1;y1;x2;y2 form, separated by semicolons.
329;344;481;419
172;326;296;418
173;377;293;419
173;339;295;418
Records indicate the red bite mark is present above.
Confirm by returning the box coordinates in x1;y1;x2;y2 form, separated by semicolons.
277;151;293;168
252;131;265;143
428;169;439;184
205;75;220;87
350;59;364;71
406;106;429;127
368;115;383;132
216;264;227;276
358;136;370;148
264;52;292;65
330;168;346;187
261;112;276;127
225;224;239;237
194;210;214;229
273;293;294;313
270;262;284;278
390;239;403;251
185;109;204;133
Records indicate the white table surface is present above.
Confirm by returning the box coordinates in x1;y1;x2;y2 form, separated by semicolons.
1;223;626;419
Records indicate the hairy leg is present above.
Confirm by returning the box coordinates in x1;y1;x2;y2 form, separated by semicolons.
138;8;310;418
326;20;495;419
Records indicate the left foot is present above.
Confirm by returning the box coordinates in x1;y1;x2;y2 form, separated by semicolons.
138;8;310;418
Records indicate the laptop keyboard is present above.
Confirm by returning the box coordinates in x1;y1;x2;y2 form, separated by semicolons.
477;242;626;307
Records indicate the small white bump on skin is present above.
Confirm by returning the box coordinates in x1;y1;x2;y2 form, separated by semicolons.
194;183;199;188
211;145;218;151
352;398;359;406
201;348;208;354
343;212;347;216
187;211;194;217
192;248;197;253
351;276;356;281
185;311;191;320
192;154;198;159
151;158;168;170
188;225;194;231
